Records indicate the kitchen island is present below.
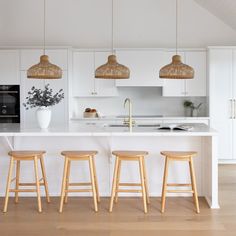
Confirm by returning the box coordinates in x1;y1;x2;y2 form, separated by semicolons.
0;123;218;209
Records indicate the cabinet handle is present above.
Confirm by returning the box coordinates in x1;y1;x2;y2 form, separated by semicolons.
230;99;234;119
233;99;236;119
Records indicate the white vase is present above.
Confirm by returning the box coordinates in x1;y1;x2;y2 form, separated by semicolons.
36;107;52;129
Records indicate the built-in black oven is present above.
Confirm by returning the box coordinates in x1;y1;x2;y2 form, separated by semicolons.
0;85;20;123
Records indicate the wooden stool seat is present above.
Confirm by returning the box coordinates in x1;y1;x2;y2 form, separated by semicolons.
8;151;46;159
160;151;200;214
59;150;100;213
161;151;197;159
3;150;50;213
61;151;98;158
112;151;148;157
109;150;149;213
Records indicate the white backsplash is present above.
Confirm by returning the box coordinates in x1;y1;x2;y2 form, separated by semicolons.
71;87;208;118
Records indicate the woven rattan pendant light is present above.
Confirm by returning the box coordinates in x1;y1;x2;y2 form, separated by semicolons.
95;0;130;79
27;0;62;79
159;0;194;79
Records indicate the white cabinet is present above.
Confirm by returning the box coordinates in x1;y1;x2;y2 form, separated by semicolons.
94;52;118;96
73;52;95;97
72;51;118;97
162;51;207;97
0;50;20;84
209;48;234;160
20;49;68;71
162;52;185;96
115;50;164;87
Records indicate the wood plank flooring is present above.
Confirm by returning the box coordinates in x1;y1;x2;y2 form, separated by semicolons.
0;164;235;236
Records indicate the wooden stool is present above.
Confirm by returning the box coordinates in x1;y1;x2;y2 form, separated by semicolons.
3;151;50;213
109;151;149;213
160;151;200;213
59;151;100;213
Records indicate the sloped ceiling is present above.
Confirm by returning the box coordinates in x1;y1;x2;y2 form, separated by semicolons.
194;0;236;30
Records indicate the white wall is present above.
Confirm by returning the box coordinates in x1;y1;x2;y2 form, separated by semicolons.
0;0;235;48
72;88;207;118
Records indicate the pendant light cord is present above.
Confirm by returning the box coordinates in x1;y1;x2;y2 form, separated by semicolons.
43;0;46;55
176;0;178;55
112;0;114;55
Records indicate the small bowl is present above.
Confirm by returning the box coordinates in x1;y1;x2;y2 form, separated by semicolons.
83;112;97;118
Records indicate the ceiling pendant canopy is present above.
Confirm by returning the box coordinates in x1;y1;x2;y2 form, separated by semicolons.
95;0;130;79
159;0;194;79
27;0;62;79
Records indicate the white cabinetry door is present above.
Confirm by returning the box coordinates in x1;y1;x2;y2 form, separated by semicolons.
73;52;95;97
232;50;236;159
72;51;118;97
0;50;20;84
185;51;206;96
21;71;68;126
94;52;118;96
115;50;164;87
162;51;206;97
162;52;185;96
209;49;233;160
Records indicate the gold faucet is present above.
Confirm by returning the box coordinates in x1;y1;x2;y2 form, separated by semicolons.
124;98;135;132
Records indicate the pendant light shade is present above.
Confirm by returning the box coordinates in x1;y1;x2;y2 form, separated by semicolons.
27;0;62;79
159;55;194;79
95;55;130;79
27;55;62;79
159;0;194;79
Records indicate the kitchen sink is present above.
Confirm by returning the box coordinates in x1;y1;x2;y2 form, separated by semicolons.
106;124;128;127
104;124;160;128
137;124;161;128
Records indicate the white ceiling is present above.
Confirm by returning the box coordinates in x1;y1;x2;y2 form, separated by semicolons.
194;0;236;30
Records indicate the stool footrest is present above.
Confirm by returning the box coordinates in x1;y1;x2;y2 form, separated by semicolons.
119;183;141;187
167;184;192;187
65;189;92;193
68;183;92;186
10;189;37;193
166;190;194;193
19;183;44;186
116;189;142;193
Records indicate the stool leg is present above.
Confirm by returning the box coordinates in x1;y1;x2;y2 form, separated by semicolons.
59;157;69;213
39;156;50;203
189;157;200;213
139;157;147;213
115;159;121;203
64;160;71;204
109;156;119;212
161;157;169;213
142;157;150;204
3;157;14;213
15;160;20;203
91;156;100;203
34;157;42;213
89;156;98;212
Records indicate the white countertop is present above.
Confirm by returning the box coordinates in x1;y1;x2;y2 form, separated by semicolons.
0;123;217;137
71;116;210;121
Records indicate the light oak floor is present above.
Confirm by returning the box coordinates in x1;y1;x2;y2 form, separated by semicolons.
0;164;235;236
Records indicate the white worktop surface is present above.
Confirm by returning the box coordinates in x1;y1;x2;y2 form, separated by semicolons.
0;123;217;137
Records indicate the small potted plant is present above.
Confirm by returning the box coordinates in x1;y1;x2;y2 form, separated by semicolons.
23;84;64;129
183;100;203;117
